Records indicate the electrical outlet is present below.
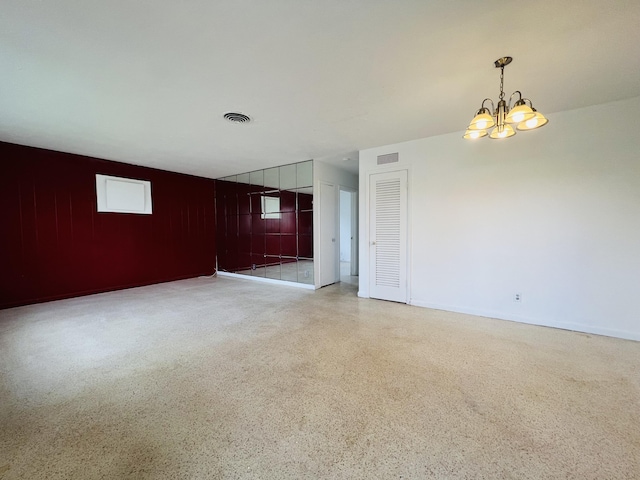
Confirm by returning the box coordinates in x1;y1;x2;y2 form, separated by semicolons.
304;270;310;278
514;293;522;302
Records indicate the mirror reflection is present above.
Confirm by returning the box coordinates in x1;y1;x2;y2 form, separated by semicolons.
215;160;313;284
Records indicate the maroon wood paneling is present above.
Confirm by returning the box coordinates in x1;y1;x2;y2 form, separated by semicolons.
298;235;313;258
265;235;280;256
281;212;296;234
281;235;297;257
280;190;296;212
0;141;216;309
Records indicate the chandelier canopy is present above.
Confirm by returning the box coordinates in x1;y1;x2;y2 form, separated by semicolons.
464;57;548;140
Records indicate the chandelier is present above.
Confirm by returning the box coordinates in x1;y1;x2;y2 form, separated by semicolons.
464;56;548;140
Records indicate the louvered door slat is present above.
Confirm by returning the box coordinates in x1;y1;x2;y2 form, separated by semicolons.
375;178;400;287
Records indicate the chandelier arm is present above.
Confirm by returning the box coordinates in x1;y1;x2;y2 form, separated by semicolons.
480;98;495;114
508;91;523;109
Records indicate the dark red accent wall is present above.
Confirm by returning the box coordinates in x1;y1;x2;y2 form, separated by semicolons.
0;141;216;309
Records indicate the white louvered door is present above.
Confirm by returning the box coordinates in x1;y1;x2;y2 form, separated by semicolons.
369;170;407;303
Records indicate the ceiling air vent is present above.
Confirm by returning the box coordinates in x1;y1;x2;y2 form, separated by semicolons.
377;152;398;165
223;112;251;123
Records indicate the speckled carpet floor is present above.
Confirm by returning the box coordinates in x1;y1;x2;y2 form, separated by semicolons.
1;277;639;479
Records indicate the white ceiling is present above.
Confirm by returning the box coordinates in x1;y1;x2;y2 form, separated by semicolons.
2;1;639;178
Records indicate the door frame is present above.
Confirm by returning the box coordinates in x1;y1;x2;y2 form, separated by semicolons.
339;186;359;277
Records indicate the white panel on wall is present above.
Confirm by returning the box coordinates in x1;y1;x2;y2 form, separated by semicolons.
106;179;145;211
96;174;152;214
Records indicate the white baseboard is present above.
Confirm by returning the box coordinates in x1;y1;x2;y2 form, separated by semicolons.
217;271;316;290
409;299;640;342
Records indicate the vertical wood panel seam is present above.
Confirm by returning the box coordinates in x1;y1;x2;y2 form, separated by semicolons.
54;192;59;246
18;181;25;256
32;181;39;250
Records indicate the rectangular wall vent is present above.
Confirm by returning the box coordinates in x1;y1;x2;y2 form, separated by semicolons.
377;153;399;165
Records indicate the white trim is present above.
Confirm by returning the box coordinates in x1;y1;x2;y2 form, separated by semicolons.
217;271;316;290
409;299;640;342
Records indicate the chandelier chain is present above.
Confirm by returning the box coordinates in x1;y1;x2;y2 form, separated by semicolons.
499;66;505;101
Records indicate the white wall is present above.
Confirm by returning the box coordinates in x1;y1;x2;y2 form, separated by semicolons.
340;190;352;262
314;160;358;287
359;97;640;341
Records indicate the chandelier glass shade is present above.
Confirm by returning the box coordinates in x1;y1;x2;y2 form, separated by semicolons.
464;57;548;140
463;129;487;140
516;107;548;130
467;109;495;131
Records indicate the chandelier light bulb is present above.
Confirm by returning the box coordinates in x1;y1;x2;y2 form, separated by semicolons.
505;103;535;124
516;108;548;131
489;124;515;139
468;110;495;131
463;129;487;139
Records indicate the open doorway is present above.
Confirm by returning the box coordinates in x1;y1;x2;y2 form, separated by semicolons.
339;188;358;285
